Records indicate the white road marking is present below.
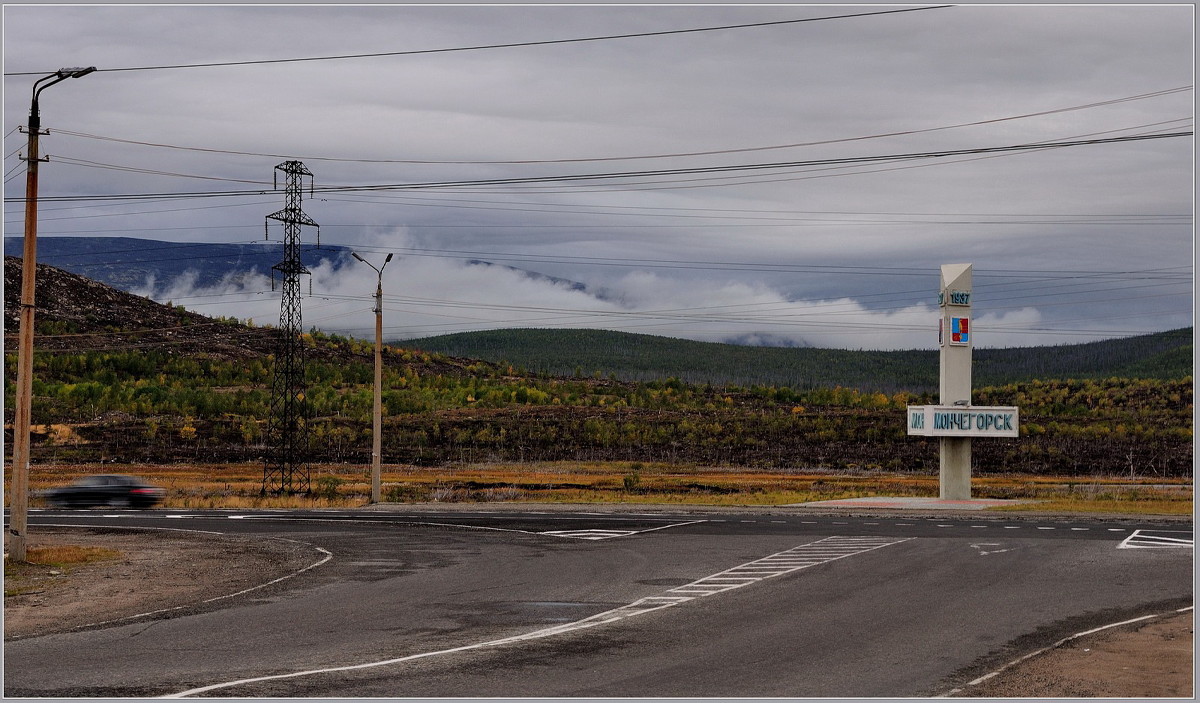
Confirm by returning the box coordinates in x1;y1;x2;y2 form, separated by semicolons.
12;524;332;640
1119;529;1195;549
540;520;705;541
971;542;1013;556
539;529;638;540
165;535;912;698
949;606;1195;695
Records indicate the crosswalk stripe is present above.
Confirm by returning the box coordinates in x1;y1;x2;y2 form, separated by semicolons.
664;535;912;598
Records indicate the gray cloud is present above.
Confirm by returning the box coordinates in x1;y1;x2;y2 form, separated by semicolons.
4;4;1193;349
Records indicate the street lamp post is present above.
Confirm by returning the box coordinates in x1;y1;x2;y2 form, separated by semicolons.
352;252;393;504
9;67;96;562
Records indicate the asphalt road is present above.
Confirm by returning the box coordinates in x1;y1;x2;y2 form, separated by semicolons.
4;506;1193;698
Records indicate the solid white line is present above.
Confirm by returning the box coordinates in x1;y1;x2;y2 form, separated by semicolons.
950;606;1195;694
631;520;707;535
16;523;332;638
1134;535;1194;544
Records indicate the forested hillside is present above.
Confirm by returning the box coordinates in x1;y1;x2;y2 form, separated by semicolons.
406;328;1194;391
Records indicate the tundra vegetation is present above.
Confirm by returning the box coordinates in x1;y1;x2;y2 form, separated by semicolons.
3;330;1192;513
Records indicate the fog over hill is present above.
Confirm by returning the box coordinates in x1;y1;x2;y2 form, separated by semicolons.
3;255;1191;394
4;236;1187;351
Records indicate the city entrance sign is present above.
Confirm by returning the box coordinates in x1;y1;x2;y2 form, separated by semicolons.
906;405;1019;438
911;263;1022;500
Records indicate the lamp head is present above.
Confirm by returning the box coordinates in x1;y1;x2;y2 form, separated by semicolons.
352;252;366;263
384;253;394;264
58;67;97;79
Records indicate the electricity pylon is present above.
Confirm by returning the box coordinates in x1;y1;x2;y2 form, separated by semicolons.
263;161;319;495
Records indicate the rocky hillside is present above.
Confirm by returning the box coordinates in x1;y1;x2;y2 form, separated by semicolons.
4;256;277;360
2;256;492;375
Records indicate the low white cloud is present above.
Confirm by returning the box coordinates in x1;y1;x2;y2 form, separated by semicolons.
136;242;1064;352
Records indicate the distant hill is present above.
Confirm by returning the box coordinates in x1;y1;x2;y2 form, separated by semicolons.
405;327;1194;392
1;255;496;375
2;236;599;298
2;236;350;291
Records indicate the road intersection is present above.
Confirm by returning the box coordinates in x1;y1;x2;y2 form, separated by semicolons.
5;505;1193;697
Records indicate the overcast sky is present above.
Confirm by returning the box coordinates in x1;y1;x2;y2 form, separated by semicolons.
3;3;1193;349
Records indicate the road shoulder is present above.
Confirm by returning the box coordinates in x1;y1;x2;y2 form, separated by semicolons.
4;526;316;640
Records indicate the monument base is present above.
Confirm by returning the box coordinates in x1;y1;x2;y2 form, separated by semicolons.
939;436;972;500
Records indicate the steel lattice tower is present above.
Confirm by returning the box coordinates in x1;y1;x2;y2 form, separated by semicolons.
263;161;319;495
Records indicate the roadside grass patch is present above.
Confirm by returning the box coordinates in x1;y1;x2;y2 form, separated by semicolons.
5;544;123;597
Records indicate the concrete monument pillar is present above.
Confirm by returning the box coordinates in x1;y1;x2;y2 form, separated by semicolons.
939;263;973;499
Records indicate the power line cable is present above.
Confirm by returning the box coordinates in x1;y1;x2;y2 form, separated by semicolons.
3;6;952;77
8;131;1190;204
43;85;1190;165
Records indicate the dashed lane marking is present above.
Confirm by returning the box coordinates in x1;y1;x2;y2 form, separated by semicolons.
51;513;704;541
1118;529;1195;549
36;512;1156;539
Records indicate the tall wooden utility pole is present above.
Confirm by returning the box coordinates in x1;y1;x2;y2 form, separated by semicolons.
9;67;96;561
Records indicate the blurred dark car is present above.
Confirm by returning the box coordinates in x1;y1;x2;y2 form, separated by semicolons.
42;474;166;509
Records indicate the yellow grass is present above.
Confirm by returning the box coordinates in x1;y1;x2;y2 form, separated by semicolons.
3;461;1191;515
22;544;121;566
5;544;123;595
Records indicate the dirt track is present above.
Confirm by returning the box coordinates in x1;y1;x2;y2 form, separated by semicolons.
4;527;1193;697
